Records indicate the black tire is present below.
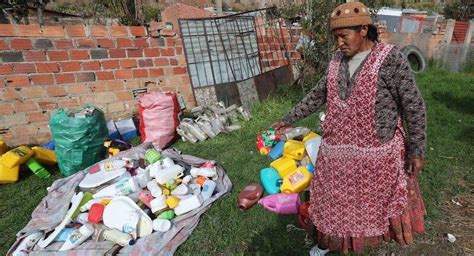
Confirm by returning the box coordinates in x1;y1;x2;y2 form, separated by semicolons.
400;45;426;74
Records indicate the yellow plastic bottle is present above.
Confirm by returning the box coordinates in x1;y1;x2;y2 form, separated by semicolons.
270;157;297;178
0;163;20;183
283;140;306;161
280;166;312;193
32;146;57;165
302;132;319;143
0;146;34;168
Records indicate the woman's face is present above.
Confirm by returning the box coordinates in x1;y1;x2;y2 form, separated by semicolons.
333;26;368;57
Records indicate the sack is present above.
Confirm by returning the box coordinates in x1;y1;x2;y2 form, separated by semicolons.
138;91;180;148
49;105;108;176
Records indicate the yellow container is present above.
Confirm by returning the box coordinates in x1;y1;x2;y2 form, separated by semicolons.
283;140;306;161
302;132;320;143
0;146;33;168
0;140;7;155
32;146;57;165
280;166;312;193
0;163;20;183
270;157;297;178
166;196;180;209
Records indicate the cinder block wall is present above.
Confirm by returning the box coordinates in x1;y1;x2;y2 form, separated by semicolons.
0;24;194;146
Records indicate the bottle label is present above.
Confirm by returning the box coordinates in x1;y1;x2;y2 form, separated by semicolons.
68;231;83;244
288;170;304;186
115;179;133;194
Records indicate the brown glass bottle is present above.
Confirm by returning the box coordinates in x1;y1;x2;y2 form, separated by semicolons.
237;183;264;211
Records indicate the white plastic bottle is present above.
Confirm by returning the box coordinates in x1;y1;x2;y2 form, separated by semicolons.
171;183;189;196
146;180;163;197
150;195;168;214
174;195;203;216
75;212;89;224
134;167;150;188
102;229;136;246
12;232;43;256
148;162;162;178
155;164;184;184
59;224;94;251
93;177;139;198
190;167;218;180
88;159;127;174
161;157;175;168
200;180;216;201
152;219;172;232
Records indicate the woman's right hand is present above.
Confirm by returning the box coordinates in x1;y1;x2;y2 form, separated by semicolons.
271;119;291;131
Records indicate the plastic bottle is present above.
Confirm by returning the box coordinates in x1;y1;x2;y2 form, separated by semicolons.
88;159;128;174
280;166;312;193
157;210;175;220
283;140;306;160
237;183;264;211
54;228;77;242
146;180;162;197
59;224;94;251
166;196;180;209
161;157;175;168
72;192;93;219
134;167;150;189
200;180;216;201
189;184;201;195
12;232;43;256
32;146;56;165
139;190;154;208
153;219;172;232
150;195;168;214
259;167;281;195
0;146;34;168
144;149;162;165
0;163;20;183
88;203;105;223
148;162;162;178
101;229;136;246
258;193;300;215
280;127;311;141
155;164;184;184
190;167;218;180
268;141;285;160
174;195;203;216
93;177;139;198
75;213;89;225
270;157;297;178
171;183;189;196
25;158;51;179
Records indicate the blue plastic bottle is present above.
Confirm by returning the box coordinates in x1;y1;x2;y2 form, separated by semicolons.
268;141;285;160
259;167;281;194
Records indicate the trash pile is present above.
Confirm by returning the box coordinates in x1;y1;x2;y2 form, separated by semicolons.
238;127;322;228
177;102;251;143
10;145;228;254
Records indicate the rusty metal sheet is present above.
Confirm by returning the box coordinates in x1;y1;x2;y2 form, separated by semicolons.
273;65;293;87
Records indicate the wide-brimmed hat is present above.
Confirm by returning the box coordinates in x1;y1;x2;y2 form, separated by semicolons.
330;2;372;30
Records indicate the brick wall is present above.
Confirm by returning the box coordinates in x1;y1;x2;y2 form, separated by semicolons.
0;24;194;147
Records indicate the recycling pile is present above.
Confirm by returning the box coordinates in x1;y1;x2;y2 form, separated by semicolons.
22;148;220;252
177;102;252;143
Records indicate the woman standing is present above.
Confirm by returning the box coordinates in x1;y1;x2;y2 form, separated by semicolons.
273;2;427;255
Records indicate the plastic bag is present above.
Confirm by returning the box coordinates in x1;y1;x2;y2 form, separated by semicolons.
49;105;108;176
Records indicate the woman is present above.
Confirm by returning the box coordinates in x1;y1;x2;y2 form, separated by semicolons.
273;2;427;255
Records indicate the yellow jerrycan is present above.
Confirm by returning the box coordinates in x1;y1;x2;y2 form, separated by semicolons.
280;166;312;193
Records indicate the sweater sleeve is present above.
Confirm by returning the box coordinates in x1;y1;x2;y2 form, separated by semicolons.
384;48;427;159
282;75;327;124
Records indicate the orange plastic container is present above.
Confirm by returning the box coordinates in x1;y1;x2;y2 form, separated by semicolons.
0;163;20;183
270;156;297;178
280;166;312;193
32;146;57;165
283;140;306;161
0;146;33;168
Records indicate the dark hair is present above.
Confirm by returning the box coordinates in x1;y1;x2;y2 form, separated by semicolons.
348;24;379;42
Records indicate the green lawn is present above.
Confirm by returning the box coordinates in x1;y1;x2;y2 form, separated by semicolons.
0;69;472;255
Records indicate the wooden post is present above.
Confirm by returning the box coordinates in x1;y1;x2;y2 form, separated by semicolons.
440;19;456;66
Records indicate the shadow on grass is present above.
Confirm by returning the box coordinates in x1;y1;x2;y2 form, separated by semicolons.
431;91;474;115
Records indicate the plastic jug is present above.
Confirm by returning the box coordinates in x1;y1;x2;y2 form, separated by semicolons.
32;146;56;165
259;167;282;194
258;193;300;214
155;164;184;184
268;141;285;161
101;228;136;246
297;202;313;234
174;195;203;215
25;158;51;179
280;127;310;141
0;146;33;168
190;166;218;180
93;177;139;198
283;140;306;161
0;163;20;183
302;132;319;143
270;157;297;178
304;136;322;166
237;183;264;211
280;166;312;193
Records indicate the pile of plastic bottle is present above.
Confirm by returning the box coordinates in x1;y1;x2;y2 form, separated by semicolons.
239;127;322;215
14;148;219;253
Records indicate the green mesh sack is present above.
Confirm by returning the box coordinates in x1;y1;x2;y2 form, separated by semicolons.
49;105;108;176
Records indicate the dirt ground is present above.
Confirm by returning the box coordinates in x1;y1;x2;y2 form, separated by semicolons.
374;193;474;256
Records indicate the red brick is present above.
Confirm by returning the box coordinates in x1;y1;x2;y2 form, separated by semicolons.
76;72;96;82
60;62;81;72
18;25;42;37
144;48;159;57
0;64;13;75
31;74;54;85
101;60;120;69
0;102;14;115
65;25;86;37
55;73;75;84
166;38;174;47
70;50;89;60
176;47;183;55
175;38;183;47
116;38;133;48
2;88;22;100
47;51;69;61
0;39;8;50
10;39;32;50
58;98;80;108
42;26;65;37
37;63;59;73
46;85;68;97
129;26;146;37
14;63;36;73
134;38;149;48
55;39;74;49
82;61;101;70
24;51;46;61
5;75;30;87
109;49;126;58
115;70;133;79
115;91;133;101
132;69;148;78
170;58;178;66
120;59;137;69
96;38;114;48
76;39;95;48
149;68;164;77
96;71;114;80
14;100;38;112
0;24;16;36
106;80;123;91
38;99;58;110
111;26;129;37
27;111;49;122
154;58;169;66
88;82;107;93
91;26;108;37
127;49;142;58
67;83;89;94
160;48;174;56
22;87;46;99
138;59;153;67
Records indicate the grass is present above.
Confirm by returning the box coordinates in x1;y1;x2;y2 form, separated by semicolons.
1;69;472;255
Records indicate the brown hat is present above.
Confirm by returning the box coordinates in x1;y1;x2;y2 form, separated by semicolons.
330;2;372;30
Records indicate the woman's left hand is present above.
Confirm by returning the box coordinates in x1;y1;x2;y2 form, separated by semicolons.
406;158;425;175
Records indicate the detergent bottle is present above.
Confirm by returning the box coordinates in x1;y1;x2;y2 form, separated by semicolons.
0;164;20;183
237;183;264;211
200;180;216;201
268;141;285;161
258;193;300;214
259;167;281;194
280;166;312;193
32;146;56;165
0;146;34;168
190;166;218;180
270;157;297;178
174;195;203;215
155;164;184;184
283;140;306;161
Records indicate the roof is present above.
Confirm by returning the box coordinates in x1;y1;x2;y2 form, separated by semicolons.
162;3;213;21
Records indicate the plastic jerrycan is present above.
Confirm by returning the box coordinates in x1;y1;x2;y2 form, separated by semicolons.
280;166;312;193
270;157;297;178
259;167;281;194
283;140;306;161
0;146;34;168
0;164;20;183
32;146;57;165
237;183;264;211
259;193;300;214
